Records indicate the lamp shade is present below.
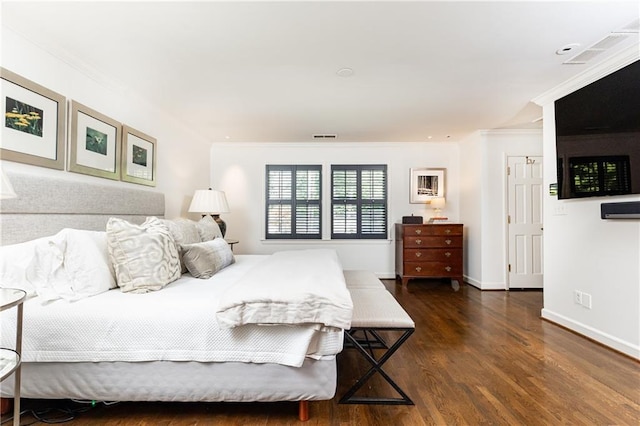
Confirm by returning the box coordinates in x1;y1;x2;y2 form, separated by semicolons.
430;197;445;210
0;170;17;200
188;189;229;214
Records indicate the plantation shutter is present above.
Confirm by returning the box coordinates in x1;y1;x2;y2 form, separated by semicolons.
331;165;387;239
266;165;321;239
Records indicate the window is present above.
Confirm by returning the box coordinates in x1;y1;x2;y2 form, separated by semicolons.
569;156;631;198
265;165;321;239
331;165;387;239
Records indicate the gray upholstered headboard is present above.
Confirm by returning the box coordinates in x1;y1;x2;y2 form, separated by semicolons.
0;171;165;245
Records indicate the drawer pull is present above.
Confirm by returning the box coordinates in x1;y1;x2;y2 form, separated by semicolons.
415;229;422;235
445;252;451;257
415;239;422;245
415;252;422;258
445;266;452;272
415;266;422;272
445;239;452;245
445;229;451;234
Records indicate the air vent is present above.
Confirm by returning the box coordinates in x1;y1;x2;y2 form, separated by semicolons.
590;34;628;49
564;49;605;64
614;18;640;33
312;134;337;139
563;34;629;64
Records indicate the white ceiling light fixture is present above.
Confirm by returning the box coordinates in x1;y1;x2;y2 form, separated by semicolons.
556;43;581;55
336;67;354;77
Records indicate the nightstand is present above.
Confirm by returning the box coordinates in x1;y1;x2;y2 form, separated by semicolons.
0;288;26;426
225;239;239;251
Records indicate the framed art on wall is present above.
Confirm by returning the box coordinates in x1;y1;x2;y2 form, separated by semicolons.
69;101;121;180
121;125;157;186
1;68;66;170
410;168;445;203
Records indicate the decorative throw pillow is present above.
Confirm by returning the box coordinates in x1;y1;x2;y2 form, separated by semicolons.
195;215;223;241
157;218;201;273
181;238;235;279
106;217;181;293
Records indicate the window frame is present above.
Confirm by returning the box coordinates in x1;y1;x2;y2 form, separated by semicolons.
265;164;322;240
331;164;388;240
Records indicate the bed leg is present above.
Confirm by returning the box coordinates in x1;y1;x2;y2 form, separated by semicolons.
0;398;11;415
298;400;309;421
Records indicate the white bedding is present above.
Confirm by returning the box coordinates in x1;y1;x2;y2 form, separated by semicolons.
216;249;353;329
0;255;344;368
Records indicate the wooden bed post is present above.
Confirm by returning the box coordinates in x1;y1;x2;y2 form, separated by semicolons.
298;400;309;421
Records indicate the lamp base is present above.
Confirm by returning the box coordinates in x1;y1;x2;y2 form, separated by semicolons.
212;215;226;237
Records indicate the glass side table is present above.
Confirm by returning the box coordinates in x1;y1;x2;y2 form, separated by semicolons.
0;288;26;426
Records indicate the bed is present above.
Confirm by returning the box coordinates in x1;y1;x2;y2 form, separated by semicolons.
0;172;353;421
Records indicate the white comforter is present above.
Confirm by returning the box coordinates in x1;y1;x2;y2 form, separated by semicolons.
216;249;353;330
0;255;345;368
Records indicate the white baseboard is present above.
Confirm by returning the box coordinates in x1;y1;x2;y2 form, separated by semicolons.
376;272;396;280
464;275;506;290
541;308;640;360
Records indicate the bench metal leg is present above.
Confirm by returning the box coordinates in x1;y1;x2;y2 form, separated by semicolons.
340;327;415;405
344;329;389;355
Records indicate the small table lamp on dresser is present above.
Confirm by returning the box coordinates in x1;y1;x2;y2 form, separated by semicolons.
188;188;230;237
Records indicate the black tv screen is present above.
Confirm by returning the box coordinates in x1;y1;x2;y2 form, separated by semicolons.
554;60;640;200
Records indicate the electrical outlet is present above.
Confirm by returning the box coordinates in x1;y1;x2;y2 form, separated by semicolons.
582;293;592;309
574;290;582;304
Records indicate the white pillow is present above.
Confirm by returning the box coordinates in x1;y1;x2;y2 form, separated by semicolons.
157;218;201;273
181;238;235;279
0;236;50;298
195;215;223;241
106;217;181;293
25;229;116;302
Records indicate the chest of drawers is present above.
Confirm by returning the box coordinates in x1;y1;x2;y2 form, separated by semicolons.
395;223;463;287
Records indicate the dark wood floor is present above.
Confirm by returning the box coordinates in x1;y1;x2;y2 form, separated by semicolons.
14;279;640;425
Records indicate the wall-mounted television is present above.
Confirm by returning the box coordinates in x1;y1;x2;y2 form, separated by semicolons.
554;59;640;200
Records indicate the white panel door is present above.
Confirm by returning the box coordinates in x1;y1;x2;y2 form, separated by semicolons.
508;156;543;289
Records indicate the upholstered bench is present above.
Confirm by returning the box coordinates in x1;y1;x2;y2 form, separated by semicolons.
343;269;386;289
341;271;415;405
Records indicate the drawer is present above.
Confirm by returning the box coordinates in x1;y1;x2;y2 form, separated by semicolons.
404;235;462;248
404;261;462;277
404;248;462;262
402;224;462;237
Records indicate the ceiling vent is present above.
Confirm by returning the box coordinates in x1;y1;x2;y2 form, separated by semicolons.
564;33;629;64
312;134;337;139
614;18;639;33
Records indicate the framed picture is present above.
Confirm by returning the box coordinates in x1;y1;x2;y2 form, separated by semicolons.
1;68;66;170
121;125;157;187
69;101;121;180
410;168;445;203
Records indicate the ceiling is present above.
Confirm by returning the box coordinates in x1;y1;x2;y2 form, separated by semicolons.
2;1;639;143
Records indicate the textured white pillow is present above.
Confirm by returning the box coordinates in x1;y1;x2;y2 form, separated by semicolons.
181;238;235;279
25;229;115;302
195;215;223;241
107;217;181;293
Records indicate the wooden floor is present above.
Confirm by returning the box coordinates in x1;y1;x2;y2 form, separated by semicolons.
14;279;640;425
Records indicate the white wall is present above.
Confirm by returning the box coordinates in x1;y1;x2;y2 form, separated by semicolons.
535;48;640;359
210;141;459;276
1;28;211;219
460;129;542;289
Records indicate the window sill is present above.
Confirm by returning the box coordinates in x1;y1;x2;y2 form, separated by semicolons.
260;239;392;245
